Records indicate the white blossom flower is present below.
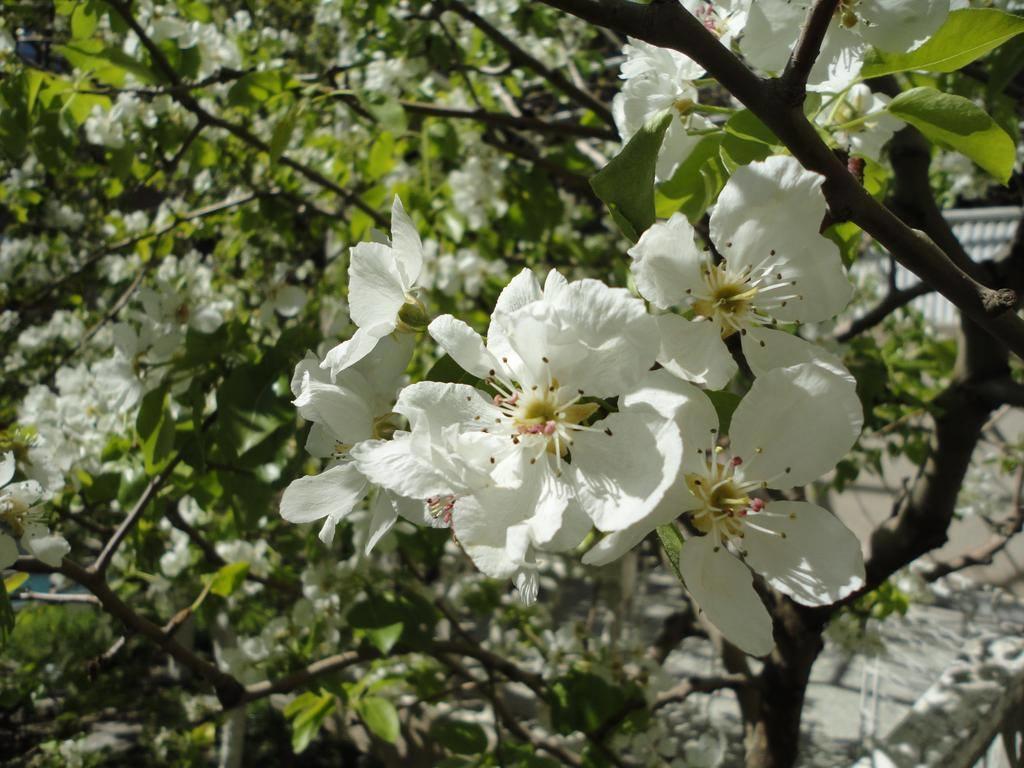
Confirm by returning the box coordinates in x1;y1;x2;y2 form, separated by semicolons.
584;365;865;656
322;197;427;377
612;38;713;182
629;155;853;388
682;0;750;48
817;83;904;161
365;269;685;601
280;335;422;551
0;452;69;569
741;0;950;92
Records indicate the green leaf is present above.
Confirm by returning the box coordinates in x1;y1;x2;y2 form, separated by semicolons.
861;9;1024;78
55;41;157;86
269;105;299;162
549;670;640;736
887;87;1016;182
656;524;686;584
431;718;488;755
227;71;284;107
286;692;336;753
214;362;293;461
357;696;400;743
656;135;726;222
25;70;47;114
209;561;250;598
591;111;672;242
136;385;175;474
71;2;99;39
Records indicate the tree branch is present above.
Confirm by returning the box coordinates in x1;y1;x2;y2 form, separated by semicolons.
15;555;245;706
534;0;1024;361
923;464;1024;581
103;0;386;228
443;0;615;125
780;0;840;100
834;282;932;342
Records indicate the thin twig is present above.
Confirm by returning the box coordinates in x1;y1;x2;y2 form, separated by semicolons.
781;0;840;99
834;282;932;342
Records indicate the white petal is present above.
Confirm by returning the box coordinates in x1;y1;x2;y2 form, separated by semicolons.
655;313;737;390
321;323;393;379
730;363;863;488
293;376;375;446
453;489;533;579
394;381;498;435
680;534;775;657
348;241;407;329
543;280;660;397
24;529;70;567
0;452;13;487
583;482;696;566
751;243;852;324
428;315;503;380
622;369;720;476
389;196;423;286
350;434;452;499
493;268;542;317
628;213;707;309
364;491;399;553
657;115;707;182
742;501;865;606
858;0;948;51
351;333;414;394
710;156;830;276
571;405;683;531
280;463;368;524
807;26;866;93
304;424;336;458
527;469;591;551
742;326;855;384
0;533;17;569
739;0;804;73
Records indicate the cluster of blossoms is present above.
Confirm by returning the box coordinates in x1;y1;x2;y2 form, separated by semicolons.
609;0;959;178
281;155;866;655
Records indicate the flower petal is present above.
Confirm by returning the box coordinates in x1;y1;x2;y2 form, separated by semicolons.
622;369;720;476
389;196;423;286
280;463;368;525
710;156;831;276
364;491;399;554
350;434;452;500
571;404;683;531
628;213;706;309
321;323;394;379
655;313;737;390
0;452;14;488
680;534;775;657
23;528;70;567
493;267;542;317
582;482;697;566
742;501;865;606
394;381;498;435
348;241;407;329
730;363;863;488
742;326;855;384
858;0;948;52
739;0;803;73
428;315;503;380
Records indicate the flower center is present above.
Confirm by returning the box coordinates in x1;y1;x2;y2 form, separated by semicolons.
835;0;859;28
426;494;457;527
692;263;759;338
484;365;607;472
0;494;34;539
684;449;771;552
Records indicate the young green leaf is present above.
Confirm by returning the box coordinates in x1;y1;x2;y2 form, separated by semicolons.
887;87;1016;182
862;9;1024;78
591;111;672;242
208;561;250;598
356;696;400;744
